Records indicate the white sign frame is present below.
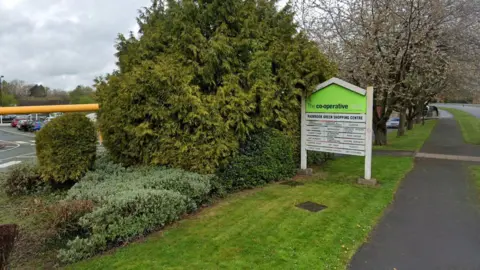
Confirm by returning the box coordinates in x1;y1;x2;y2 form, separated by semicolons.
300;85;373;180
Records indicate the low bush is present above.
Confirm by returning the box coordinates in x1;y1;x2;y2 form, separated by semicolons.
58;160;216;263
218;129;296;191
58;190;188;263
308;151;335;166
67;166;212;207
36;113;97;183
45;200;95;238
1;162;44;196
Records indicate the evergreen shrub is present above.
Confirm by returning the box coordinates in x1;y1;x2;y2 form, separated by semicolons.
36;113;96;183
96;0;335;173
218;129;296;191
1;162;44;196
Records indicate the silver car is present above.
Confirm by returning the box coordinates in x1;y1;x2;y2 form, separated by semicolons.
386;117;400;129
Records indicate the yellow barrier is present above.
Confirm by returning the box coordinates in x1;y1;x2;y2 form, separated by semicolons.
0;104;99;114
0;104;104;144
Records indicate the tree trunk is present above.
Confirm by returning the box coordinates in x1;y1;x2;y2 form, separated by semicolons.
397;107;407;137
415;102;423;124
374;121;387;145
407;119;414;130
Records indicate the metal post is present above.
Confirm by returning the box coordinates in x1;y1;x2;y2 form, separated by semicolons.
300;92;307;170
0;75;3;125
364;86;374;180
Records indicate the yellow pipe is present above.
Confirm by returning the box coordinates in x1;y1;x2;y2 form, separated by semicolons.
0;104;99;114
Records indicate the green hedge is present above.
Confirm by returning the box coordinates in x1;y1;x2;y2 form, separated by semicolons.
36;113;97;183
218;129;296;191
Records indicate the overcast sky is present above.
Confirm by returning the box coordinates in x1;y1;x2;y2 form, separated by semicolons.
0;0;288;91
0;0;151;90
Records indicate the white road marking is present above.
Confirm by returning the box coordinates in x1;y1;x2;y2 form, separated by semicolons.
15;141;29;144
0;161;21;168
0;140;20;153
0;152;36;162
30;140;36;143
0;128;35;138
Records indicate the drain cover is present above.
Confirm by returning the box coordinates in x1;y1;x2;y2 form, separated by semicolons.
280;181;305;187
296;201;327;212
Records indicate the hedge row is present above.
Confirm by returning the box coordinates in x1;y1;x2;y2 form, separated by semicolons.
219;129;297;191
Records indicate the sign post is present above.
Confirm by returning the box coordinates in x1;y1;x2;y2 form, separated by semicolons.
299;78;376;185
363;86;374;182
300;92;308;171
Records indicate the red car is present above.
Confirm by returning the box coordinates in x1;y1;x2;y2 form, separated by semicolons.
11;117;28;127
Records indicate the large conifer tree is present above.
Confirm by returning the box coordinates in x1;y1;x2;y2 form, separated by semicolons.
96;0;335;173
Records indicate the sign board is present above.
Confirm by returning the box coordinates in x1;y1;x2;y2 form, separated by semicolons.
300;78;374;180
306;82;367;114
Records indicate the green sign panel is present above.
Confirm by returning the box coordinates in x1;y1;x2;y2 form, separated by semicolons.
306;83;367;114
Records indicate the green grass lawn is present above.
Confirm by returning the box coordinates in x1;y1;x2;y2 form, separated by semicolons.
442;108;480;145
374;120;437;151
70;156;413;270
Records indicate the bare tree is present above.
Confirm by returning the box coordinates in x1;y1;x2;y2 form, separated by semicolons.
294;0;480;145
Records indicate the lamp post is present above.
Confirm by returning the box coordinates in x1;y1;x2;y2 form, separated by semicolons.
0;75;3;124
0;75;3;105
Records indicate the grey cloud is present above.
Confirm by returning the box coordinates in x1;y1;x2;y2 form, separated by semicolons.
0;0;150;90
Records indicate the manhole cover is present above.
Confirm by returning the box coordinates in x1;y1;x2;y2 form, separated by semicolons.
296;201;327;212
280;180;305;187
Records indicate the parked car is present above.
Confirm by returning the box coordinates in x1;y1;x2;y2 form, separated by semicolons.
11;116;28;127
17;120;35;132
386;117;400;129
32;120;43;132
1;115;16;123
17;120;27;131
424;105;439;117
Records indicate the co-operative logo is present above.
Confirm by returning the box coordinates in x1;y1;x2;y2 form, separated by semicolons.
312;104;349;110
308;103;363;110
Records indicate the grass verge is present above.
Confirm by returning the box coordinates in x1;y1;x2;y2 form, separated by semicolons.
374;120;437;151
442;108;480;145
69;156;413;270
0;190;63;269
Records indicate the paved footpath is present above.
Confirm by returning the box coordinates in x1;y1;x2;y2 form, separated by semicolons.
350;116;480;270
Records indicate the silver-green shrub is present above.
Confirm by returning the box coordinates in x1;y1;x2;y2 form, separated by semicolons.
59;158;214;263
67;166;212;206
58;189;188;263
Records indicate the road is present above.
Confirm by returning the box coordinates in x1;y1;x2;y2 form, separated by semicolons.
0;125;36;172
435;103;480;118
